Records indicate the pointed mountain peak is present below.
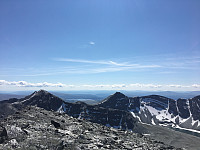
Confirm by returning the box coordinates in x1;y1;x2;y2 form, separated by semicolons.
21;90;63;111
35;89;49;95
98;92;128;107
112;92;126;98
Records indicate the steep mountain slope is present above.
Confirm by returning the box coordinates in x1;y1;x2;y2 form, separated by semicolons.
0;106;177;150
0;90;139;131
98;92;200;131
57;101;140;131
18;90;63;111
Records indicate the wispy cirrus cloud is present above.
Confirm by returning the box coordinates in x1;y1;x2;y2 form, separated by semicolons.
54;58;112;65
0;58;161;77
54;58;161;68
1;55;199;78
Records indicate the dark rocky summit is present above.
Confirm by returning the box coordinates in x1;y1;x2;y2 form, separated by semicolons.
0;106;177;150
19;90;63;111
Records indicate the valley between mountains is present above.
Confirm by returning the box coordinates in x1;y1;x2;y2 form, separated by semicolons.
1;90;200;149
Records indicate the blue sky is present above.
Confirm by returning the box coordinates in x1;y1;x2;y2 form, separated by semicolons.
0;0;200;91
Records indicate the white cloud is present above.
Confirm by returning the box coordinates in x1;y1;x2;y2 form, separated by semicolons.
166;84;190;88
0;80;72;88
1;80;199;90
192;84;200;88
167;84;182;88
89;41;95;45
129;83;162;88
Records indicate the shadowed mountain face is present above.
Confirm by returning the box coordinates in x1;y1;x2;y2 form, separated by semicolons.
98;92;139;113
57;101;139;131
0;90;138;131
19;90;63;111
0;90;63;120
98;92;200;131
189;95;200;121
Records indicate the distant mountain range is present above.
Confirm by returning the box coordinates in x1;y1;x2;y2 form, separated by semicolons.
1;90;200;103
1;90;200;149
0;93;25;101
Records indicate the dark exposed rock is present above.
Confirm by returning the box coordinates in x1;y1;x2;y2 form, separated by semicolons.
98;93;200;131
177;98;190;119
98;93;173;113
51;120;61;129
189;95;200;120
59;101;139;131
0;125;7;144
99;92;130;110
21;90;63;111
168;99;178;116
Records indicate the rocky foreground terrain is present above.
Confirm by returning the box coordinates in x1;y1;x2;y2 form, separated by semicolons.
0;106;179;150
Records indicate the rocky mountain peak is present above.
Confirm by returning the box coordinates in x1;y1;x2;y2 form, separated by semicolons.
20;90;63;111
33;89;50;96
98;92;129;110
112;92;126;98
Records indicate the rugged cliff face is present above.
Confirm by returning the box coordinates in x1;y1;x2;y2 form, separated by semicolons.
58;101;139;131
98;92;200;131
0;106;177;150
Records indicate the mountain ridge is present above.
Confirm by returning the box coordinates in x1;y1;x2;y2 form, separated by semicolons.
1;90;200;149
1;90;200;132
98;92;200;131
